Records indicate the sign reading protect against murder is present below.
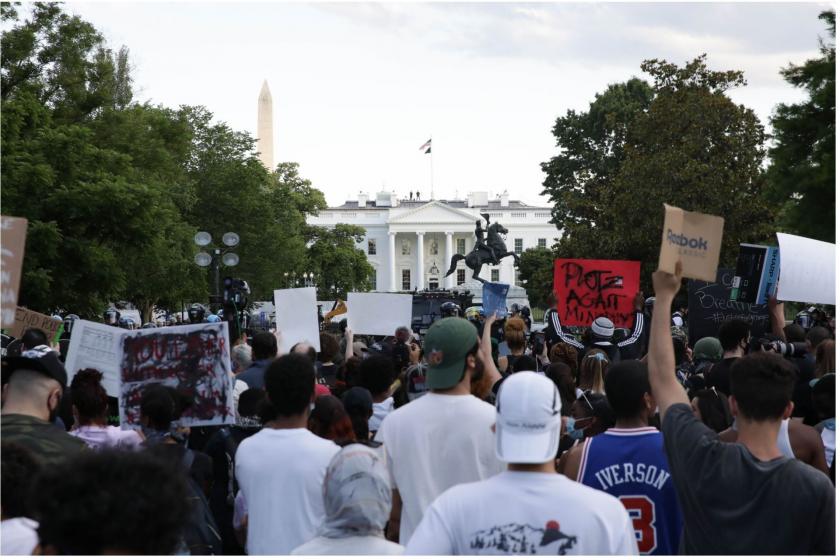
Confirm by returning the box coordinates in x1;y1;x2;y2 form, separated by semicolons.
553;259;640;328
658;204;724;282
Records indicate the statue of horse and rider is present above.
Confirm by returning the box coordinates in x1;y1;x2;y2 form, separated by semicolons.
445;213;520;284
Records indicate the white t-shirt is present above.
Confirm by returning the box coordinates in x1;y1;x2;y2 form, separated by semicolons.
374;392;504;544
69;425;143;450
291;535;404;555
406;471;638;555
370;396;394;432
235;427;340;555
1;518;39;556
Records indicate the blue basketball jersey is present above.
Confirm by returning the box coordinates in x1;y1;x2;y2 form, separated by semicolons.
578;428;683;555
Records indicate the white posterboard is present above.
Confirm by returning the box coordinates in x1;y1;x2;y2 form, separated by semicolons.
274;287;321;354
347;292;413;336
64;320;125;396
776;233;836;305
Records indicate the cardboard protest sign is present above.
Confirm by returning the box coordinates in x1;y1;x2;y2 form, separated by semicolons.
347;292;413;336
687;268;768;347
731;244;780;305
65;320;127;396
1;216;28;329
482;282;510;318
553;259;640;328
119;322;234;428
274;287;321;354
10;307;63;341
657;204;724;282
776;233;835;305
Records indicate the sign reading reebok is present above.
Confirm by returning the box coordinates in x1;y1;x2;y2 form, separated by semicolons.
658;204;724;282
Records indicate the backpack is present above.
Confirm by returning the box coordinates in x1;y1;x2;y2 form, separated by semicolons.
218;428;240;506
181;449;223;555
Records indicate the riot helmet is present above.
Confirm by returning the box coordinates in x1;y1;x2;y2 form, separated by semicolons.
104;307;120;326
440;302;462;318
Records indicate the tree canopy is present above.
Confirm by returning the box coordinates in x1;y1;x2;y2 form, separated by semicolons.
766;10;835;243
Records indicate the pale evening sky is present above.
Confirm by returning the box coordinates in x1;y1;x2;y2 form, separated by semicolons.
63;1;832;207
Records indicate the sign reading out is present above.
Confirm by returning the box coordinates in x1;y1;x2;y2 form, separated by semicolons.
553;259;640;328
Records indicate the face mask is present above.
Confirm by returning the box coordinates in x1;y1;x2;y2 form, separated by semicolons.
565;416;590;440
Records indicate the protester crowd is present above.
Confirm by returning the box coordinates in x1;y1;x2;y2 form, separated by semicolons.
0;268;836;556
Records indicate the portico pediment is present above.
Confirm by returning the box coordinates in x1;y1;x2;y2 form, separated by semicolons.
388;201;478;225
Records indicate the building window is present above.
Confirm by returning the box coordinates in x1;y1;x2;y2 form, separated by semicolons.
491;269;500;282
429;277;439;290
401;240;411;256
538;238;546;249
457;269;466;285
368;239;377;255
402;269;411;291
457;238;466;255
370;270;377;290
514;238;523;254
430;239;438;255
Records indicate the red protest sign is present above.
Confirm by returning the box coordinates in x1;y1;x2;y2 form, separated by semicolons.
553;259;641;328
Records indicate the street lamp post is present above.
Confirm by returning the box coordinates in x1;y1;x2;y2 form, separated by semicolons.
194;231;240;303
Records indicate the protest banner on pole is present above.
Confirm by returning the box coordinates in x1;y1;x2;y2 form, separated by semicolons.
1;216;28;330
776;233;835;305
553;259;640;328
119;322;234;428
10;307;63;341
482;282;510;318
65;320;125;396
657;204;724;282
687;268;769;347
347;292;413;336
731;244;780;305
274;287;321;354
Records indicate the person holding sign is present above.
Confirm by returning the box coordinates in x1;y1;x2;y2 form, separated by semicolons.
648;263;834;555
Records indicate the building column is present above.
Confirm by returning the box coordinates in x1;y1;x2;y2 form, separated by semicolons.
388;232;396;292
416;232;425;291
444;231;454;289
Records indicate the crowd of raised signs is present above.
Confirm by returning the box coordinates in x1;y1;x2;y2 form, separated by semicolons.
0;266;835;556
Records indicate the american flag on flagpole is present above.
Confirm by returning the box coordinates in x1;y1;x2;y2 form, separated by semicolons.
419;138;431;154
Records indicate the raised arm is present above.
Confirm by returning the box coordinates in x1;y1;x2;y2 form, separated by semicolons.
768;296;787;342
344;326;354;362
649;264;690;414
479;313;502;393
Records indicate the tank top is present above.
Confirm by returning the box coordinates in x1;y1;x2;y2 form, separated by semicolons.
578;428;683;555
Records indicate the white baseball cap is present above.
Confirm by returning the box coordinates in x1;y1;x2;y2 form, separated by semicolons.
495;372;561;464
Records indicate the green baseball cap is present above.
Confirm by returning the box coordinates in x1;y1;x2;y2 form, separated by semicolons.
423;317;479;390
693;337;723;362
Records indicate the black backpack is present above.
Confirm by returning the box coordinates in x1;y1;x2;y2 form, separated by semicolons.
181;449;223;555
218;428;240;506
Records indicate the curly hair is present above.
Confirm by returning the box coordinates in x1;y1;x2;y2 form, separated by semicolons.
549;342;578;379
1;442;40;518
30;449;190;554
504;317;527;352
70;368;109;425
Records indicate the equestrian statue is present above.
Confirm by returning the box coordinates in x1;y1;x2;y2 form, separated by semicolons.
445;213;520;284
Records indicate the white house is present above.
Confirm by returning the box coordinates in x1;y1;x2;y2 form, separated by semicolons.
306;190;561;292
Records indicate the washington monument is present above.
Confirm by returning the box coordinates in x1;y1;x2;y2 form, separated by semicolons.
257;80;274;170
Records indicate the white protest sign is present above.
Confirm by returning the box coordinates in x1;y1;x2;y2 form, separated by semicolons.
119;322;234;428
65;320;125;396
347;292;413;336
1;216;28;329
274;287;321;354
776;233;836;305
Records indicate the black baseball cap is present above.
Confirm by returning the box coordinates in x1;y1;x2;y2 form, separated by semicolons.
4;345;68;389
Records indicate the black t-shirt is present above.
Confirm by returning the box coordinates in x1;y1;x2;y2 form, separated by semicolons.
662;403;835;555
705;357;738;395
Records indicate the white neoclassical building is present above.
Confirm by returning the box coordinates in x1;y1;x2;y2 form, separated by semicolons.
306;190;561;292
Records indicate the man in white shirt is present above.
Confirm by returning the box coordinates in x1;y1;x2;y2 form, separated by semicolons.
374;317;504;545
235;353;340;554
406;372;638;555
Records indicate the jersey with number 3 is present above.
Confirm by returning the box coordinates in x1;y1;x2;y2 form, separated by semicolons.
578;427;683;555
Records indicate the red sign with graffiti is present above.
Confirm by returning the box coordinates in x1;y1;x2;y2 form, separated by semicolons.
553;259;641;328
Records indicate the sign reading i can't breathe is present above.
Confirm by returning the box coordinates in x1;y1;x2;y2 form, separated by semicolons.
553;259;640;328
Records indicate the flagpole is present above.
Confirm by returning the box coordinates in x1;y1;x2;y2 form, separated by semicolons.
429;135;434;200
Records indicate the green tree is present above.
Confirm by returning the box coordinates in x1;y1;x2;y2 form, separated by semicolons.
516;247;555;311
541;78;654;259
1;4;203;317
766;10;835;243
304;224;374;300
542;56;774;292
